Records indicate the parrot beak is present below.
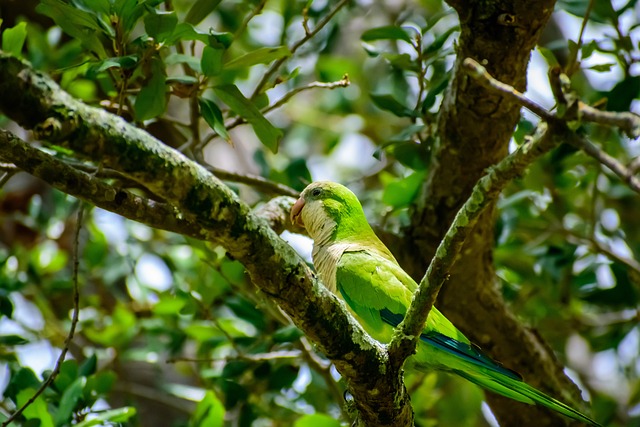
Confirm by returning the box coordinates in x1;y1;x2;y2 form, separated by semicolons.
290;197;305;227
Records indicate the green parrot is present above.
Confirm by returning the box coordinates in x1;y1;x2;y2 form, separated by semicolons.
290;181;600;427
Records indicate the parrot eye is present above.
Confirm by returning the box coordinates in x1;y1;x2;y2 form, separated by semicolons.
310;188;322;197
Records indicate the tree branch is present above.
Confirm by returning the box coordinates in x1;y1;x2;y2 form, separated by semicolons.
390;122;559;362
578;105;640;139
205;165;299;197
462;58;555;121
0;53;410;427
568;134;640;194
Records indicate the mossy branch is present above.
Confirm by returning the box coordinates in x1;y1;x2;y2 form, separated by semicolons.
0;53;411;427
389;122;559;363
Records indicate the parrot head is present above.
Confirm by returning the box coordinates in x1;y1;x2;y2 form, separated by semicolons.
290;181;372;243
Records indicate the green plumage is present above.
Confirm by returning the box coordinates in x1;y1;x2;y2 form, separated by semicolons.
292;181;600;427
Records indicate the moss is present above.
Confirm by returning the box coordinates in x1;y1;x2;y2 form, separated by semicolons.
184;185;214;221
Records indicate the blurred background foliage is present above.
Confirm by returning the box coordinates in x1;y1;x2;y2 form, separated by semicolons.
0;0;639;426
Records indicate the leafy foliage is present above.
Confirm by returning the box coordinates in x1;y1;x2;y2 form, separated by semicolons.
0;0;639;426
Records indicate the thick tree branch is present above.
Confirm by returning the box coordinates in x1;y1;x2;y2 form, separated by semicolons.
0;53;410;427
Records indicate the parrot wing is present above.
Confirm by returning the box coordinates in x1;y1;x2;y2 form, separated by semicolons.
335;249;601;427
336;250;520;381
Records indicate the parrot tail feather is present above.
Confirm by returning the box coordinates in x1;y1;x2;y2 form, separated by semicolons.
452;369;602;427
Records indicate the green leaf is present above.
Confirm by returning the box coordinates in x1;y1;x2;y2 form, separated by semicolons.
75;407;137;427
74;0;111;15
165;53;201;72
2;22;28;57
134;57;167;121
36;0;107;57
272;325;304;343
54;377;86;427
115;0;146;34
214;84;282;153
167;22;210;44
207;31;234;50
380;52;420;72
557;0;617;23
225;46;291;70
606;75;640;112
199;97;230;142
37;0;102;32
17;388;55;427
421;75;449;112
84;370;117;400
390;142;430;171
537;46;559;68
153;296;187;315
6;368;40;400
370;93;416;117
588;63;615;72
190;391;225;427
294;414;341;427
423;26;459;56
581;40;598;60
79;353;98;377
185;0;222;25
201;46;224;76
268;364;299;390
580;263;639;308
382;171;426;208
0;334;29;345
144;8;178;43
88;55;138;77
54;360;79;393
361;25;413;44
0;295;13;318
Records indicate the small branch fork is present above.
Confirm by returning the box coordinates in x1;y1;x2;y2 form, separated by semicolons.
388;57;640;366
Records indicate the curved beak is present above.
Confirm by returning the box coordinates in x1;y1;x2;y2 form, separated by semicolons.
290;197;305;227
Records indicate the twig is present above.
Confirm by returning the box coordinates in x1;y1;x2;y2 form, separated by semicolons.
578;104;640;139
233;0;268;39
562;229;640;276
413;33;427;118
264;76;350;114
250;0;350;99
568;134;640;194
565;0;594;76
205;165;299;197
219;76;351;136
166;350;302;364
1;205;84;427
462;58;555;121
